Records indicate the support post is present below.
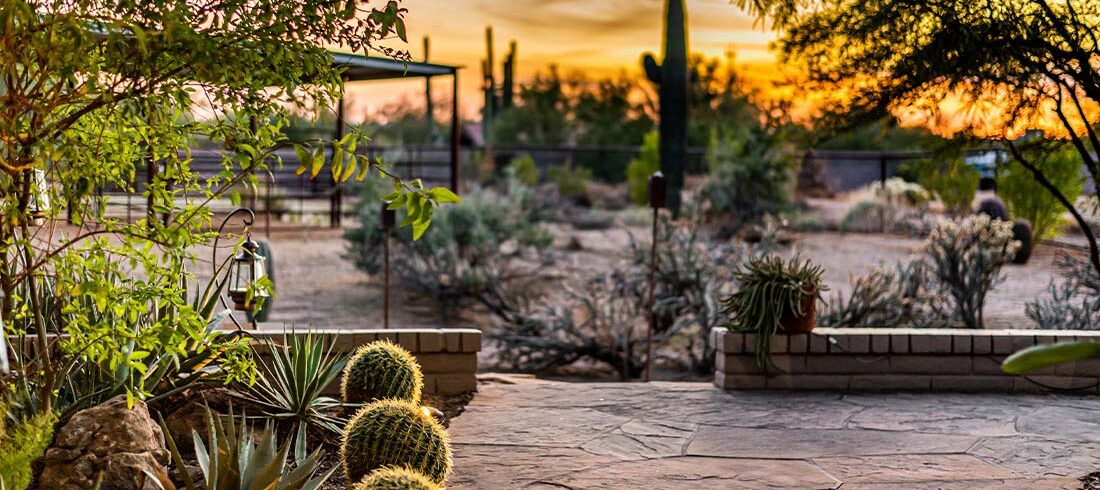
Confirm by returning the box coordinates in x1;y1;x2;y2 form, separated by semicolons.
424;36;436;143
450;71;461;193
332;87;346;228
381;203;395;329
645;171;667;382
879;156;888;233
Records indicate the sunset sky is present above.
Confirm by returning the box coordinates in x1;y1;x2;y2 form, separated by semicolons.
346;0;779;121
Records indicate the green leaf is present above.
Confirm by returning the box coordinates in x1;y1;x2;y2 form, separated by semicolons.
429;187;461;204
294;145;311;176
1002;341;1100;375
310;147;325;179
412;218;430;240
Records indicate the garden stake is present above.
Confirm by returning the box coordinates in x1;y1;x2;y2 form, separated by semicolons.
381;202;396;329
646;171;667;382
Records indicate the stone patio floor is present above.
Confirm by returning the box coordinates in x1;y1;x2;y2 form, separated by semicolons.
446;376;1100;489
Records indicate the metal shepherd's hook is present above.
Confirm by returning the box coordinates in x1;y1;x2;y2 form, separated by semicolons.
645;172;667;382
212;207;256;332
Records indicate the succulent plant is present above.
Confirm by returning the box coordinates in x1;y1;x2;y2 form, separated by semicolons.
341;340;424;404
353;466;442;490
720;255;826;368
341;399;453;484
642;0;689;215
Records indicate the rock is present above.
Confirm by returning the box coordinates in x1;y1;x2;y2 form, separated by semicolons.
41;395;171;490
160;387;235;450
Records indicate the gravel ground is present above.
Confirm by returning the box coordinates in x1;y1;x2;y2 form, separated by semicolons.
247;223;1069;333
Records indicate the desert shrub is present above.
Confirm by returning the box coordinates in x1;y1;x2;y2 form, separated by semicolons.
820;260;953;328
505;153;539;187
627;221;741;374
923;215;1019;328
627;131;661;205
489;271;654;380
998;145;1084;240
0;412;56;490
345;186;552;317
701;130;794;230
824;215;1017;329
546;164;592;201
842;178;933;234
1027;254;1100;329
491;220;741;377
911;150;980;215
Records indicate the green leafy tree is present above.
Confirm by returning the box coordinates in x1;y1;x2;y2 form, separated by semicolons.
0;0;448;416
738;0;1100;276
999;142;1084;240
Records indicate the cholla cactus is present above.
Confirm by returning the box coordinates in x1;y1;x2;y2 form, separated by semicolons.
923;215;1019;328
842;178;933;234
875;177;932;208
820;259;953;328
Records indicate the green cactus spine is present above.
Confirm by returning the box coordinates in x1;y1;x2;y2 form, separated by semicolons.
642;0;689;215
341;340;424;404
341;399;453;484
247;239;275;323
353;466;442;490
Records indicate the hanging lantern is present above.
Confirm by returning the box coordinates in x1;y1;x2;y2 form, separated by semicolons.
228;237;268;312
27;169;49;226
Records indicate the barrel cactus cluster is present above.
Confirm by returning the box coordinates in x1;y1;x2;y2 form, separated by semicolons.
352;466;442;490
342;340;424;404
340;340;453;488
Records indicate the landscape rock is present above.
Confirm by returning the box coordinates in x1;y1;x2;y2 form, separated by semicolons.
40;395;171;490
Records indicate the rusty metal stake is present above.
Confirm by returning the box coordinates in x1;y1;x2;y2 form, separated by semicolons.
645;171;667;382
381;202;396;329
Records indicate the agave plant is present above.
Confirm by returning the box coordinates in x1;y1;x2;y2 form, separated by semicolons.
237;333;349;445
1003;341;1100;375
160;408;335;490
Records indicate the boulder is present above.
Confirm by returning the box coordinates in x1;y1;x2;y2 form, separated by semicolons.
40;395;171;490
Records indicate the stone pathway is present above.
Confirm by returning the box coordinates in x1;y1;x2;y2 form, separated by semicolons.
447;376;1100;489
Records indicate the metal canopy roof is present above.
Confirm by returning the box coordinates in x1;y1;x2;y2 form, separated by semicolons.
330;52;460;81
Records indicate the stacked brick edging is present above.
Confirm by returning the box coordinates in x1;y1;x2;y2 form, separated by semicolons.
712;327;1100;393
6;328;482;395
250;328;481;396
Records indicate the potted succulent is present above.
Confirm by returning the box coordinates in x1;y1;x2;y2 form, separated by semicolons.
721;255;827;368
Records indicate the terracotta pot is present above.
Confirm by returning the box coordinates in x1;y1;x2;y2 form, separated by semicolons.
778;288;817;334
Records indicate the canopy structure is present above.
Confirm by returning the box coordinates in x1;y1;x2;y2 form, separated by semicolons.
328;51;462;227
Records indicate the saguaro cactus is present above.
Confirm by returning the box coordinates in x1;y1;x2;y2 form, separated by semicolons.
642;0;689;215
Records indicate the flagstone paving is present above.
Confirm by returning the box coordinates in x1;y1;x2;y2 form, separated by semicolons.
447;376;1100;489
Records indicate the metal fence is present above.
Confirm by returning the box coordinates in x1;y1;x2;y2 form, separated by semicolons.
90;143;711;228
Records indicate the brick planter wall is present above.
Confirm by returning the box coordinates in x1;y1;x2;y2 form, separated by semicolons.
251;328;481;396
8;328;482;396
712;327;1100;393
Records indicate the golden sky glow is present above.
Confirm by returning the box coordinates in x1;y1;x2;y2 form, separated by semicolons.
345;0;779;121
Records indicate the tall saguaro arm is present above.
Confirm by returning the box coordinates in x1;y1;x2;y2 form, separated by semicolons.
642;0;689;216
